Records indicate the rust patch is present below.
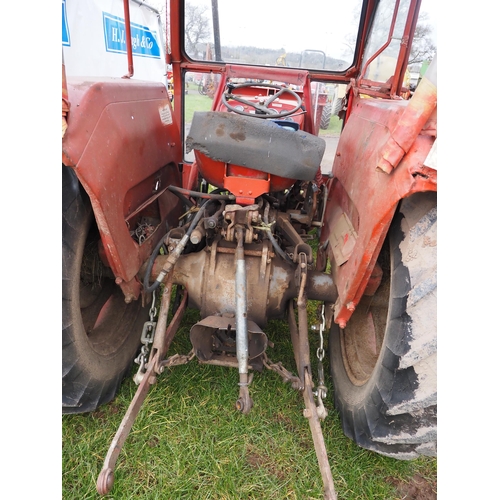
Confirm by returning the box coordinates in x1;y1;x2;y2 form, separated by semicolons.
216;124;225;136
229;130;246;141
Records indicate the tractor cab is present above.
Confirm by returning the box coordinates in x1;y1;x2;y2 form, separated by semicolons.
187;67;325;205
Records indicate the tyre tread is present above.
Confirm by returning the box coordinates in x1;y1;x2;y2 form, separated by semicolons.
62;165;146;414
329;192;437;458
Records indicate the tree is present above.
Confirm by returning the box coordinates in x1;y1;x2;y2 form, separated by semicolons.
342;7;436;67
145;1;211;58
144;1;168;51
409;12;436;65
184;2;212;59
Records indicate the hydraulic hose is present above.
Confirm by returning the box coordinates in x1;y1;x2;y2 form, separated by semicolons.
143;185;234;293
168;185;235;201
143;229;171;294
167;189;195;209
263;200;293;264
147;197;214;292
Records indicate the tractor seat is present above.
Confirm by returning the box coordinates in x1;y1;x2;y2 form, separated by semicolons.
186;112;325;204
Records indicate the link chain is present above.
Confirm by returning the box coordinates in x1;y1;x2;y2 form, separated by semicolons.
315;304;328;401
133;291;158;385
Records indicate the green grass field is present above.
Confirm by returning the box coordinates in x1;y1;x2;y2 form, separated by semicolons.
183;91;213;123
63;303;436;499
319;116;342;136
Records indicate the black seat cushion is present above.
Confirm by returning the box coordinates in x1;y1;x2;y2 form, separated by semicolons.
186;112;325;181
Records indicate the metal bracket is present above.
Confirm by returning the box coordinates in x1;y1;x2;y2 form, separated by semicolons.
302;369;337;500
96;285;188;496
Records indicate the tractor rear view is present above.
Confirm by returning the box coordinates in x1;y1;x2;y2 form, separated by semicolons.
62;1;437;497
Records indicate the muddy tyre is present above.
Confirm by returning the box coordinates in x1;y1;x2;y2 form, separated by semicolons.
332;97;343;117
62;166;147;414
320;103;332;130
329;192;437;459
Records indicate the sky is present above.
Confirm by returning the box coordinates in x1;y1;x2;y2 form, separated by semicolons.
419;0;437;44
146;0;437;67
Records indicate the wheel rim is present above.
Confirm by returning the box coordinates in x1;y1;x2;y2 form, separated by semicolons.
339;249;390;386
79;223;135;356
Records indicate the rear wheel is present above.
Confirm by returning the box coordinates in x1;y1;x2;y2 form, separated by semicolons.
329;192;437;458
62;166;147;414
320;103;332;130
331;96;343;117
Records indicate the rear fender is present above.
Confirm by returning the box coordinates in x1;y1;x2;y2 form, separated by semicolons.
320;93;436;327
62;78;183;298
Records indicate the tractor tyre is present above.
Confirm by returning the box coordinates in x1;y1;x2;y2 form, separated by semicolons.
320;103;332;130
329;192;437;459
332;96;343;117
62;166;147;414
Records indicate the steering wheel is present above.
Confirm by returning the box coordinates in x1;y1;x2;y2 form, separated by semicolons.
221;82;303;118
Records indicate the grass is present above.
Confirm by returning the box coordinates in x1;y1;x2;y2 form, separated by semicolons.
319;116;343;136
184;91;214;124
62;302;436;499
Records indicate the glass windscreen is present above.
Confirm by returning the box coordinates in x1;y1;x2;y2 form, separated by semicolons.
183;0;364;72
361;0;410;83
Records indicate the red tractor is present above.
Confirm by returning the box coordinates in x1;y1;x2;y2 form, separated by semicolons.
62;1;436;497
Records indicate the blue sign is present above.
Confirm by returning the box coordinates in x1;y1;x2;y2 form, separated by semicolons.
102;12;161;59
62;0;70;46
